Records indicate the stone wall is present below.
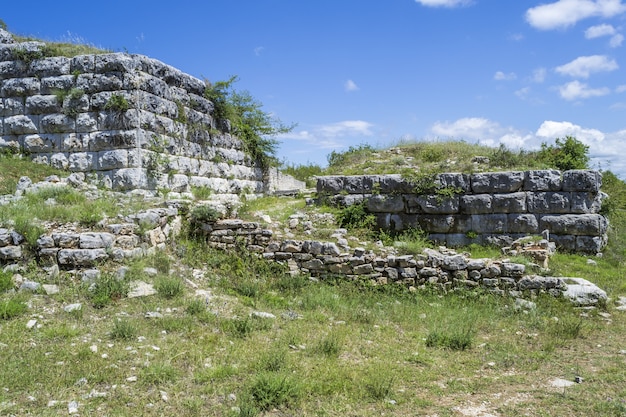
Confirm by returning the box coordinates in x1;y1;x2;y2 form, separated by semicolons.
0;29;262;195
195;219;607;306
316;169;608;253
0;206;181;268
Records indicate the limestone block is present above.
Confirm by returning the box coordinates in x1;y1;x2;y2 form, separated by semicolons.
40;114;76;134
354;264;374;275
79;232;114;249
467;259;487;270
471;171;524;193
416;195;460;214
4;115;38;134
57;248;108;266
317;176;344;194
460;194;492;214
70;55;95;73
471;214;507;234
127;72;171;99
570;192;604;214
0;28;15;45
23;134;58;153
147;228;166;246
97;149;129;170
168;174;189;193
550;234;576;251
575;235;606;253
417;215;455;233
59;134;83;152
25;95;60;114
36;235;55;249
95;53;140;73
76;72;123;93
1;77;40;96
68;152;95;171
53;233;80;248
0;245;22;260
99;109;135;130
140;92;177;117
379;174;412;194
446;234;478;247
112;168;148;190
500;263;525;277
524;170;562;191
442;254;468;271
89;130;139;151
527;192;570;214
492;192;527;213
367;194;405;213
30;57;71;77
0;228;13;246
435;173;471;193
540;214;608;236
76;113;98;133
0;60;29;80
508;213;539;234
562;170;601;192
2;97;24;116
562;277;607;306
50;153;69;170
39;75;74;94
189;93;213;113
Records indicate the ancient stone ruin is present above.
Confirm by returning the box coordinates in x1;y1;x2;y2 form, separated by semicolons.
317;169;608;254
0;28;262;196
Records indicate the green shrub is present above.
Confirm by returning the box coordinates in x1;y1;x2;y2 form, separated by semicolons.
154;276;184;299
0;271;13;293
425;327;474;351
314;331;343;357
190;205;222;224
245;372;302;411
538;136;589;171
104;94;130;112
89;274;130;309
186;299;207;315
109;318;137;340
336;202;376;230
0;296;27;320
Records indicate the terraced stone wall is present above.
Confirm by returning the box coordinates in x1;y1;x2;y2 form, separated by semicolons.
0;29;262;195
317;169;608;253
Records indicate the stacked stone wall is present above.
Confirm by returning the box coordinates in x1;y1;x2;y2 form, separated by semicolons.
0;32;263;194
316;169;608;253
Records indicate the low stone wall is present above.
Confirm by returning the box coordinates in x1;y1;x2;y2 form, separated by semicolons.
0;207;181;268
196;219;602;303
316;169;608;253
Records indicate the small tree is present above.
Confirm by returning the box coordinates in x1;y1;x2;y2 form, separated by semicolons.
204;76;294;171
539;136;589;171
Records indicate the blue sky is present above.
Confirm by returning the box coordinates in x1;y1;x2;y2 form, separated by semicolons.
2;1;626;176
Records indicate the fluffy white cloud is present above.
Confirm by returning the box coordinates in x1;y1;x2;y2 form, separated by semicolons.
558;80;611;100
254;46;264;56
616;84;626;92
415;0;472;7
318;120;374;137
280;120;374;150
526;0;626;30
494;71;517;81
585;23;617;38
535;120;605;143
344;79;359;92
554;55;618;78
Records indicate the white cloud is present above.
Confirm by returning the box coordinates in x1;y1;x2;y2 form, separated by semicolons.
494;71;517;81
535;120;605;143
558;80;611;100
515;87;531;99
415;0;472;7
318;120;374;137
254;46;264;56
585;23;617;38
526;0;626;30
616;84;626;92
554;55;618;78
532;67;547;83
344;79;359;92
610;33;624;46
508;33;525;41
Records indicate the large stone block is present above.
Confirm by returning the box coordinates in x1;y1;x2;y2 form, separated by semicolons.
317;176;344;194
25;95;60;114
95;53;140;73
23;134;58;153
39;75;75;94
508;213;539;234
492;192;527;213
527;192;570;214
112;168;149;191
562;170;601;192
460;194;492;214
1;77;40;96
471;214;507;234
79;232;115;249
3;115;37;134
57;248;108;266
378;174;412;194
68;152;95;171
76;73;124;93
366;194;405;213
570;192;604;214
89;130;139;151
471;171;524;193
30;57;71;77
416;195;460;214
435;173;471;193
540;214;608;236
417;215;455;233
97;149;129;170
524;170;562;191
40;113;76;133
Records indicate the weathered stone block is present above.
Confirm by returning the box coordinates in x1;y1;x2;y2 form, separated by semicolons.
317;176;343;194
563;170;601;192
508;213;539;234
524;170;562;191
30;56;71;77
112;168;148;190
417;215;455;233
460;194;492;214
527;192;570;213
471;171;524;193
416;195;459;214
570;192;603;214
57;248;108;266
40;114;76;134
1;77;40;96
540;214;608;236
79;232;114;249
40;75;74;94
2;97;24;116
471;214;507;233
4;115;37;134
68;152;95;171
378;174;412;194
0;245;22;260
501;262;525;277
492;192;526;213
367;194;404;213
23;134;57;153
435;173;471;193
442;254;467;271
25;95;60;114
